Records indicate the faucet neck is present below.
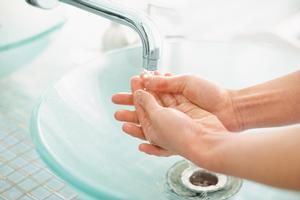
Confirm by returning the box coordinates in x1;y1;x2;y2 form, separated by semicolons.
27;0;161;70
63;0;161;70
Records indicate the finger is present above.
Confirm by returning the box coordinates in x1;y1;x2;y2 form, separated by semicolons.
141;74;191;93
112;76;143;106
134;93;149;128
148;91;163;106
111;93;133;105
131;76;144;93
114;110;138;123
131;76;150;126
138;143;174;157
174;94;189;104
158;93;178;107
154;71;160;75
140;71;163;82
143;71;164;105
147;71;169;106
134;90;161;118
122;123;145;140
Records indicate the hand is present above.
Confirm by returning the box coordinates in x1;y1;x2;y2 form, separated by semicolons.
112;72;300;190
141;74;241;131
132;89;229;161
112;73;229;160
112;73;174;156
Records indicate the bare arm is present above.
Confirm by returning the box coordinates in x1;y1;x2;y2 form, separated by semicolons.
133;70;300;131
231;70;300;130
113;74;300;190
188;125;300;190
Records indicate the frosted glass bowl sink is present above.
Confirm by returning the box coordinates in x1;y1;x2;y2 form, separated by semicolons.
31;38;300;199
0;0;65;77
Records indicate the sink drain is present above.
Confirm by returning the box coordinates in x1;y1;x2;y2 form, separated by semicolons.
189;171;218;186
181;166;227;193
165;160;242;200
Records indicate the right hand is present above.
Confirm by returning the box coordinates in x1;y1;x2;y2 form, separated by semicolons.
112;74;231;161
141;74;241;131
131;89;229;163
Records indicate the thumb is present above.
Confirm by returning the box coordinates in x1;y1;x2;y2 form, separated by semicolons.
134;90;161;117
141;74;190;93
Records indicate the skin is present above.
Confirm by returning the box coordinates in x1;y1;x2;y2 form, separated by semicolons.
111;70;300;190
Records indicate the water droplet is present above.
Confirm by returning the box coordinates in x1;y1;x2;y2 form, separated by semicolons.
142;69;155;90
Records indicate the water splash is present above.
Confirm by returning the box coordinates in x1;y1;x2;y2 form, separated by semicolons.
142;69;155;90
142;69;155;78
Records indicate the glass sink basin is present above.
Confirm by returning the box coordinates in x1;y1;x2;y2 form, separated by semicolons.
0;0;65;77
31;38;300;199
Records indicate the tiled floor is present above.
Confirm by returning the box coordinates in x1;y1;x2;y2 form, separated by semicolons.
0;80;82;200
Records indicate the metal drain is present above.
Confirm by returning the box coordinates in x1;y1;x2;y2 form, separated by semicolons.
189;170;218;186
165;160;242;200
181;166;227;193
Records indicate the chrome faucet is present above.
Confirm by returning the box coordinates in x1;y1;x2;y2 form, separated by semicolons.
26;0;161;71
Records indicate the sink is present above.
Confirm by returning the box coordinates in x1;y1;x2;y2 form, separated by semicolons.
0;0;65;77
31;38;300;199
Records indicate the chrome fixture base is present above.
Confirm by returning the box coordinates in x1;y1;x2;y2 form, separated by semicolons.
166;160;243;200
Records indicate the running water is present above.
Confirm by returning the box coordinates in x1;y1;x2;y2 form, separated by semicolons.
142;69;155;90
142;69;155;77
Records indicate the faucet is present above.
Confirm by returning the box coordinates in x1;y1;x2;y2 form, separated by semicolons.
26;0;161;71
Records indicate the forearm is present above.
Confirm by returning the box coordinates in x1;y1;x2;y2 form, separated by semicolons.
230;70;300;130
191;126;300;190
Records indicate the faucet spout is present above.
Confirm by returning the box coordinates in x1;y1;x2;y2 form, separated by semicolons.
26;0;161;71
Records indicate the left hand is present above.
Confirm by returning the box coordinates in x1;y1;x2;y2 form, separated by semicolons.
112;73;228;158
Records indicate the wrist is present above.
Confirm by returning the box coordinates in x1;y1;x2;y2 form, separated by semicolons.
229;87;284;131
227;90;246;131
215;89;245;132
184;130;231;172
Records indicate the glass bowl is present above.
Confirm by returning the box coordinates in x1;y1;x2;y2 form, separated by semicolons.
0;0;65;77
31;38;300;199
